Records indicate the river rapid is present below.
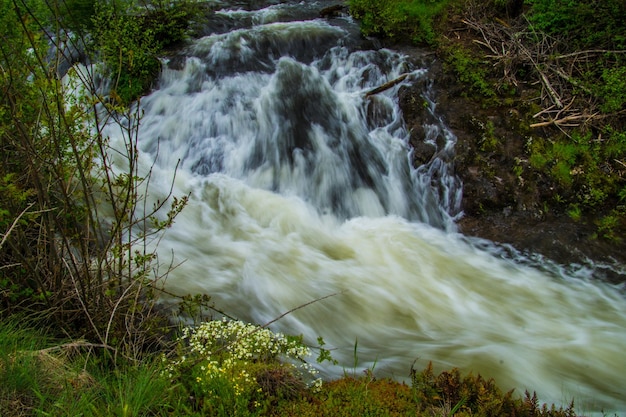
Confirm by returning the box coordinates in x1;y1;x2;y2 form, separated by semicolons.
101;0;626;412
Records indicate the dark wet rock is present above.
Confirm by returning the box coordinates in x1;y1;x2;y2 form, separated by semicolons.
320;4;348;18
398;80;442;165
411;140;437;166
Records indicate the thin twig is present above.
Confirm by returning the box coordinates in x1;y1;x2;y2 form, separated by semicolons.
614;159;626;169
104;275;142;349
553;50;626;60
64;256;106;345
529;114;591;128
0;203;36;250
533;104;556;119
260;290;346;330
536;66;562;108
553;68;594;95
39;340;115;355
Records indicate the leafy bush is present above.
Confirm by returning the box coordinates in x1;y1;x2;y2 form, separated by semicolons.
595;211;624;242
91;0;198;105
92;3;162;105
410;362;577;416
57;0;98;31
526;0;626;50
349;0;453;45
527;129;626;215
599;66;626;113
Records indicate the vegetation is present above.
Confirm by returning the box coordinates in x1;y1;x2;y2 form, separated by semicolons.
92;0;200;104
525;0;626;50
348;0;455;46
0;0;198;357
1;320;582;416
349;0;626;240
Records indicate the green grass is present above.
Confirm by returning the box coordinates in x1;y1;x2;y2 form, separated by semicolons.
0;321;45;415
0;320;177;416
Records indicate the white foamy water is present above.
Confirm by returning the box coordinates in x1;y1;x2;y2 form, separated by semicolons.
102;4;626;413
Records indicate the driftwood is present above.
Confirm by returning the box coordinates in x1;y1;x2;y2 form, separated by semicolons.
364;74;408;98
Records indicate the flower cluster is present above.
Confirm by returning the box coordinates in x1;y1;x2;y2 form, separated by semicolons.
182;319;310;363
164;318;322;409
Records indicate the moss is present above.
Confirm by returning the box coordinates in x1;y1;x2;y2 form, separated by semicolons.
443;45;496;99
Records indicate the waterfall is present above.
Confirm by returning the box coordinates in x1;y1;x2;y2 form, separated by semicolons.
102;1;626;412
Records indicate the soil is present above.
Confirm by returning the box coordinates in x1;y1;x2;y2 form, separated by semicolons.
393;46;626;283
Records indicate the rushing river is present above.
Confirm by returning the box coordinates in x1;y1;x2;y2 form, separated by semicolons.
102;0;626;412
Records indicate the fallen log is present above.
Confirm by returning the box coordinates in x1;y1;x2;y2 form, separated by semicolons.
364;74;408;98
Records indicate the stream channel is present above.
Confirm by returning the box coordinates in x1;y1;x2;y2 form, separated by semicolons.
101;0;626;412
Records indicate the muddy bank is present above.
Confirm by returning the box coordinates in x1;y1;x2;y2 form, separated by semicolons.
396;49;626;283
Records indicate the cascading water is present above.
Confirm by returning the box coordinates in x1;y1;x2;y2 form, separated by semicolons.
103;1;626;412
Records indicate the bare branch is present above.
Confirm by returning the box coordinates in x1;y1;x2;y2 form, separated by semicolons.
553;50;626;60
529;114;594;128
0;203;36;250
614;159;626;169
365;74;408;98
537;68;562;108
260;290;346;330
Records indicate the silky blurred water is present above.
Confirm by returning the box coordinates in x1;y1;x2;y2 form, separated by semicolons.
101;1;626;412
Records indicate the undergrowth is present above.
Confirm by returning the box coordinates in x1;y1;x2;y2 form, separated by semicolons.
348;0;456;46
0;320;588;417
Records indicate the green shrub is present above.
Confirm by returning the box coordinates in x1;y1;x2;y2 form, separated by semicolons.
57;0;98;31
410;362;577;416
595;211;623;242
567;204;582;221
599;66;626;113
349;0;453;45
527;127;626;225
91;0;198;105
92;3;162;105
526;0;626;50
1;0;189;358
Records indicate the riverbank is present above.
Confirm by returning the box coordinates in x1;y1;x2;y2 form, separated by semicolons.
0;320;586;416
384;4;626;283
396;52;626;281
